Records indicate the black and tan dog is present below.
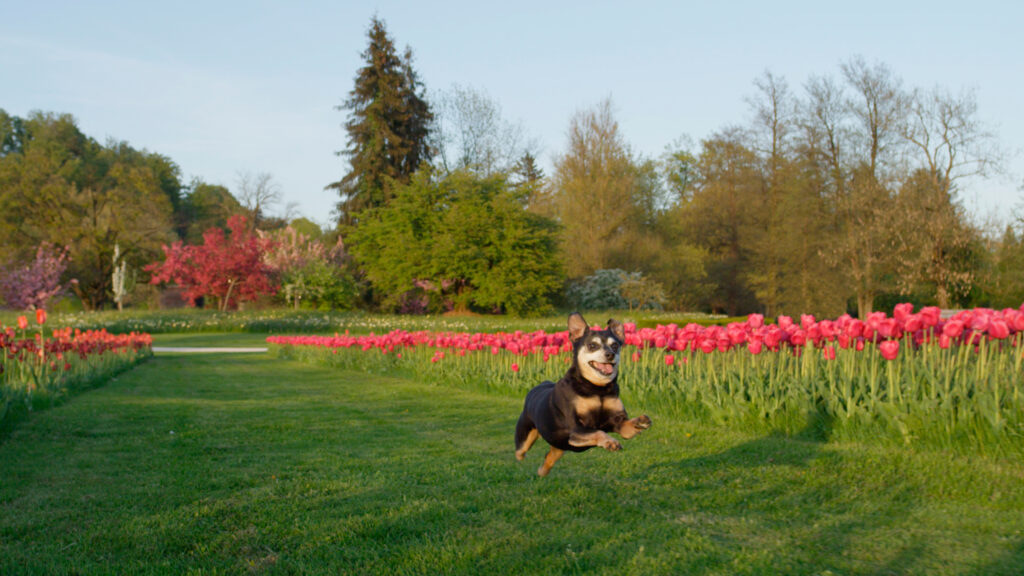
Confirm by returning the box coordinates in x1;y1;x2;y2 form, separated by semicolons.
514;312;652;476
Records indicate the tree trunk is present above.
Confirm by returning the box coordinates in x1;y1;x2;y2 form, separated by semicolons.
857;292;873;319
221;279;237;312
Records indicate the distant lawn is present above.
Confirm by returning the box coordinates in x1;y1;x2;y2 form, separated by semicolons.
2;343;1023;574
150;331;274;349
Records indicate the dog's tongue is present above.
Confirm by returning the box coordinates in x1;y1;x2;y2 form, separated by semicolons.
594;362;615;376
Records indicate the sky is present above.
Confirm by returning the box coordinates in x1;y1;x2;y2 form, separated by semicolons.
2;0;1021;229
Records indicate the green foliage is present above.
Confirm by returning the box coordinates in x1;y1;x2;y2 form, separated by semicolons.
178;179;243;243
0;110;178;309
349;169;563;316
282;258;359;311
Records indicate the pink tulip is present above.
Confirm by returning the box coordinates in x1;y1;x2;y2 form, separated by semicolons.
893;302;914;322
989;320;1010;340
942;320;964;339
800;314;816;330
822;346;836;361
879;340;900;361
664;355;675;366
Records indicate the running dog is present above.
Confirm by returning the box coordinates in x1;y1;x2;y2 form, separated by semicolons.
514;312;652;476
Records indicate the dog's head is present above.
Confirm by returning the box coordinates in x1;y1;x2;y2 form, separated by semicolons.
567;312;625;386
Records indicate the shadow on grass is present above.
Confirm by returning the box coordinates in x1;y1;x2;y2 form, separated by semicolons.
638;418;927;573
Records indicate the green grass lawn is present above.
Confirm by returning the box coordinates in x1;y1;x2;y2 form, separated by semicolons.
2;338;1024;575
151;332;275;349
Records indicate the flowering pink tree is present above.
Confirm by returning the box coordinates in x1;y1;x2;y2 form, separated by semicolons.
146;215;278;310
0;242;70;310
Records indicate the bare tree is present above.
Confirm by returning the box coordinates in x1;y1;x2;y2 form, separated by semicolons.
745;71;796;316
890;87;1005;307
432;84;539;177
235;171;282;230
821;57;907;317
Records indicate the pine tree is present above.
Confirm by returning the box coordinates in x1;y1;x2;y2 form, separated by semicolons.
329;16;433;227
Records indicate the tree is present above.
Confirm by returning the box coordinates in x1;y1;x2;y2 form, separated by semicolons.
807;58;907;317
179;179;244;243
328;16;433;226
0;242;69;310
349;169;562;316
235;171;282;231
745;71;796;316
550;98;638;279
261;225;356;310
890;87;1004;308
987;224;1024;308
146;215;277;311
678;131;763;315
433;84;536;177
0;111;178;309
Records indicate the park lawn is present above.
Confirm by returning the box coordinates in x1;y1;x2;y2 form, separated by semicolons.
150;332;275;349
1;344;1023;575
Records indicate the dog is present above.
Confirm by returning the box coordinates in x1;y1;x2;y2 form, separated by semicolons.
514;312;652;476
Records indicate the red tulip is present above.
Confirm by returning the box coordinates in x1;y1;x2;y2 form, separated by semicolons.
989;320;1010;340
822;346;836;361
879;340;900;361
939;334;951;349
942;320;964;339
893;302;913;322
511;363;520;372
748;340;763;355
36;309;47;325
17;316;28;330
800;314;816;330
664;354;675;366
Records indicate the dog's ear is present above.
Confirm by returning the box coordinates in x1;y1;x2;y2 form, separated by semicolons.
607;319;625;342
567;312;588;343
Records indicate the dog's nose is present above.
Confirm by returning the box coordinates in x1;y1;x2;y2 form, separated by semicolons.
604;351;616;361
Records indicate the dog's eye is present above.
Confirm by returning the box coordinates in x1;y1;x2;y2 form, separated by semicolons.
610;343;620;352
587;342;600;351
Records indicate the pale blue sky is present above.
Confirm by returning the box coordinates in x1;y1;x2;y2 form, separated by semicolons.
2;1;1021;227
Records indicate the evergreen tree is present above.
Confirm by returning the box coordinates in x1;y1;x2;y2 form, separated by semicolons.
329;16;432;226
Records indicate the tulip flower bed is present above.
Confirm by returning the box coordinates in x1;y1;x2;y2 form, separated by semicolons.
271;304;1024;453
0;312;153;432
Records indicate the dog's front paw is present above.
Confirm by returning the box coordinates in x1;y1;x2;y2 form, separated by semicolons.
635;415;652;430
600;437;622;451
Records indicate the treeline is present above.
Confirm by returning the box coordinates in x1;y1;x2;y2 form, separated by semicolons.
334;17;1021;317
0;109;334;310
2;16;1022;316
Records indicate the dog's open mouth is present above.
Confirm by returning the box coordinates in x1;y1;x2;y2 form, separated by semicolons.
589;361;617;376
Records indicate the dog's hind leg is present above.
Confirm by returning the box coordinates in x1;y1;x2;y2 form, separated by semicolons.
537;447;564;477
515;428;539;461
514;412;539;461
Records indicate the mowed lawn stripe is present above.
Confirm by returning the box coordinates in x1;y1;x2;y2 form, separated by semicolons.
1;351;1023;575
